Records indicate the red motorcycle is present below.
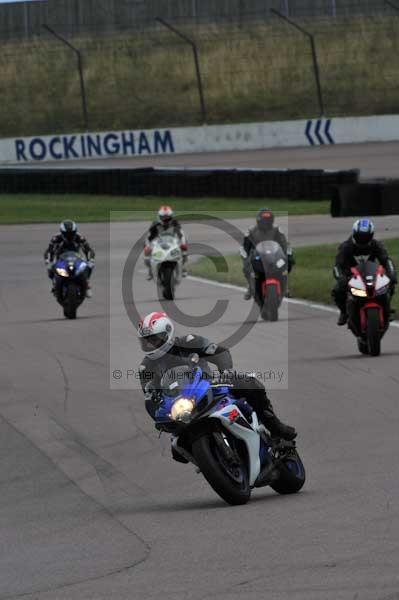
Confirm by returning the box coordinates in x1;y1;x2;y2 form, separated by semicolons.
250;241;288;322
346;259;391;356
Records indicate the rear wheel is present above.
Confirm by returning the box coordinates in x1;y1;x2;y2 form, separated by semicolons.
270;450;306;495
366;308;381;357
63;283;78;319
192;432;251;505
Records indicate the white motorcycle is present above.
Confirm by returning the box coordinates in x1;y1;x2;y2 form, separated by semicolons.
149;232;183;300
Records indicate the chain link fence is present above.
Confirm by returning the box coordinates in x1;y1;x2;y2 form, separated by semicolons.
1;11;399;137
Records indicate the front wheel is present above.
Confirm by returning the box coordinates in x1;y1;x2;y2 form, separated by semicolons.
192;433;251;505
357;338;369;355
270;449;306;495
366;308;381;357
261;285;279;322
159;264;175;300
63;282;78;319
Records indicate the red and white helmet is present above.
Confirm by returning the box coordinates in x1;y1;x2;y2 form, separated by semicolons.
138;311;175;359
158;205;174;226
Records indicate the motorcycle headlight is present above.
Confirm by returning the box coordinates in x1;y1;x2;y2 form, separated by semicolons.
170;398;195;423
56;267;69;277
171;248;180;257
350;287;367;298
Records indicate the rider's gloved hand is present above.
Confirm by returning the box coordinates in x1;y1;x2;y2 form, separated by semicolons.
144;382;161;404
145;390;160;403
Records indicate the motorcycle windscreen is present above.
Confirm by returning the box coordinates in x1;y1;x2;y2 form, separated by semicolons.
355;260;379;279
59;251;80;261
253;240;286;272
160;366;211;404
58;251;84;268
157;233;178;249
160;366;195;398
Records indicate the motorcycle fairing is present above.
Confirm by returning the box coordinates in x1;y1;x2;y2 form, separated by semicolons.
210;404;262;486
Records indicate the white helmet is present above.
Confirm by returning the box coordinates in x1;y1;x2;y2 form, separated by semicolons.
158;205;174;226
138;311;174;360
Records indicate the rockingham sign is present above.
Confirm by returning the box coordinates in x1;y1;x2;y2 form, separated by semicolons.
1;114;399;164
13;130;175;162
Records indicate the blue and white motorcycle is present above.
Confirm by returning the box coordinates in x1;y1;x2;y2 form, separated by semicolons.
52;252;92;319
152;363;305;506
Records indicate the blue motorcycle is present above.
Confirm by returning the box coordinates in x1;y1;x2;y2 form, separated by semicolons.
53;252;91;319
152;363;305;506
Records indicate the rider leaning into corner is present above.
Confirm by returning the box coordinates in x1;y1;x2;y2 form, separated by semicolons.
144;205;188;280
138;311;297;462
43;220;96;298
240;208;295;300
332;218;397;326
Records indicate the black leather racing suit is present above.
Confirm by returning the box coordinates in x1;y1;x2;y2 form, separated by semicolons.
44;233;95;262
139;334;296;440
147;219;185;244
332;237;397;313
242;225;294;290
44;233;95;279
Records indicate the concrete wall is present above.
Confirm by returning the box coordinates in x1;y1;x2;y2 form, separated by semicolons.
2;114;399;164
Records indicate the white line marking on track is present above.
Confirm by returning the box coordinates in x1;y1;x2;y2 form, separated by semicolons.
187;275;399;328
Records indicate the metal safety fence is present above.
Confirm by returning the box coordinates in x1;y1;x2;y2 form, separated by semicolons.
1;13;399;138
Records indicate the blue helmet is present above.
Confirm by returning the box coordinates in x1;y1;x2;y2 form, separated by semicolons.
352;218;375;248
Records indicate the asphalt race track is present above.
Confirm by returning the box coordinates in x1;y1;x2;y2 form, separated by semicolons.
1;151;399;599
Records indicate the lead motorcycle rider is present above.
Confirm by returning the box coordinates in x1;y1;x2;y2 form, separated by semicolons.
144;205;188;280
138;311;297;460
332;219;397;326
241;208;295;300
44;220;95;297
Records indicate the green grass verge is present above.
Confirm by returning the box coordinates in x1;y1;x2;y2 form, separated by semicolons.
2;17;399;137
0;195;329;224
189;240;399;314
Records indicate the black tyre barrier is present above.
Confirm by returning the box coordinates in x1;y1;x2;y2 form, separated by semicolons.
331;181;399;217
0;166;359;200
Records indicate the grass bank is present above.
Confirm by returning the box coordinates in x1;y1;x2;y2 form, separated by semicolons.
189;240;399;314
2;17;399;137
0;196;328;224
